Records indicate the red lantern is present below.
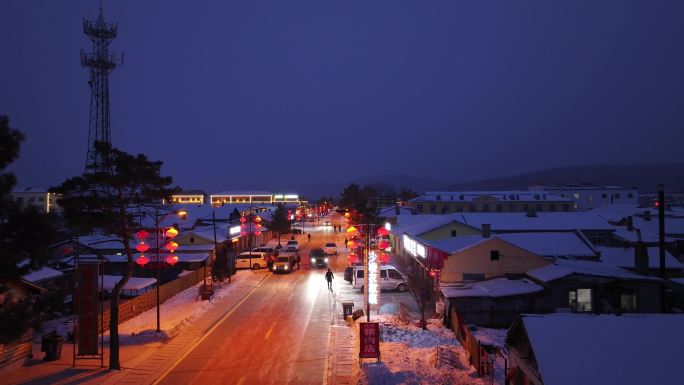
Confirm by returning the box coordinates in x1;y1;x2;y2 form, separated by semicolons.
347;253;358;263
165;227;179;239
166;254;179;265
377;227;389;236
378;240;390;250
240;231;247;236
136;254;150;266
255;216;262;223
136;230;149;240
429;270;438;278
255;231;262;236
348;240;358;249
379;252;390;263
240;216;246;223
165;241;179;252
136;242;149;253
240;223;246;229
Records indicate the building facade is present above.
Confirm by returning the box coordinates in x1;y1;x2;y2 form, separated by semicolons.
10;188;61;213
407;191;573;215
533;183;638;211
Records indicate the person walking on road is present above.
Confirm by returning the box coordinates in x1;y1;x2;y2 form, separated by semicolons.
325;268;334;290
344;237;348;250
307;233;311;243
296;253;301;270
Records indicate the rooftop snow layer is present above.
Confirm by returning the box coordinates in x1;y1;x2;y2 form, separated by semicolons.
598;247;684;269
22;266;63;283
441;278;544;298
527;259;659;282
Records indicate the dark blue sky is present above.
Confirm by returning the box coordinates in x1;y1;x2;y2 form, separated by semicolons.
2;0;683;194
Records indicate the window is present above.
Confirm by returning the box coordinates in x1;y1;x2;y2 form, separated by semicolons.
482;204;490;212
456;205;463;212
563;204;570;212
508;204;516;212
388;269;403;279
450;230;457;237
522;204;529;212
38;197;44;202
602;193;608;199
417;205;424;213
441;205;449;214
356;270;364;279
496;204;503;212
569;288;593;312
429;205;436;214
463;273;485;281
549;204;556;212
614;193;621;199
620;291;637;312
468;204;476;212
29;197;35;202
380;270;387;278
628;193;633;199
588;233;606;245
588;196;593;202
536;204;543;212
573;193;580;199
490;250;500;261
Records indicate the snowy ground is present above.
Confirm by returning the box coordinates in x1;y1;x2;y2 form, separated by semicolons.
356;313;487;385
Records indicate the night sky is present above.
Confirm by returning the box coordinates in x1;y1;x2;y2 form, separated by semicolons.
2;1;683;195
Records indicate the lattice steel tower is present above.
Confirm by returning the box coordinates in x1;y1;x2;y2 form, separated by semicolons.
80;6;123;172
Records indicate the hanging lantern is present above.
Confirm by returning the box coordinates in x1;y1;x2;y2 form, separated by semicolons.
346;226;358;236
255;216;262;223
240;230;247;236
347;253;358;263
165;241;179;252
136;242;149;253
136;230;149;240
379;252;390;263
240;223;246;229
165;227;179;239
429;269;438;278
344;212;351;218
240;216;246;223
165;254;179;265
348;240;358;249
255;231;262;236
378;240;390;250
377;227;389;236
136;254;150;266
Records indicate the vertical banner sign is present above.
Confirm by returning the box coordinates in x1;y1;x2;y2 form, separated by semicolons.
359;322;380;359
367;251;380;307
77;263;99;355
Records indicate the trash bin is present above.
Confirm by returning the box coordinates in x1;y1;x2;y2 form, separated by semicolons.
41;334;63;361
342;302;354;319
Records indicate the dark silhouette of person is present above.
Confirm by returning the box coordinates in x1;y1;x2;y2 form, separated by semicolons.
325;269;334;290
344;238;349;250
296;253;301;270
307;233;311;242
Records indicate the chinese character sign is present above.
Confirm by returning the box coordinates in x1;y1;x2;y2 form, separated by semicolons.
77;263;100;355
367;251;380;305
359;322;380;359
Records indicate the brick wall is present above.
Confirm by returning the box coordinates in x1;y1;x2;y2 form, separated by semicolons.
100;268;208;332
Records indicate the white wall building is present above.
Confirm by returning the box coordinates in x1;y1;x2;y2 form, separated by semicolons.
10;187;61;213
533;183;638;211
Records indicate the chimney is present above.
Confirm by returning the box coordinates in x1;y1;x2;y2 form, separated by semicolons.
526;207;537;217
644;210;651;221
626;216;633;231
482;224;491;238
634;243;649;275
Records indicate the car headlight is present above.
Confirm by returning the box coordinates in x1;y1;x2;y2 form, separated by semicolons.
324;258;329;263
284;265;288;270
311;258;315;263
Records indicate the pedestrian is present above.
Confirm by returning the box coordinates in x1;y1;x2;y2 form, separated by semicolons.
344;237;348;250
296;253;301;270
307;233;311;243
325;268;334;290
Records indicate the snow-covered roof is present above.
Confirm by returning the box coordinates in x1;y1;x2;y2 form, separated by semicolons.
22;267;63;283
392;215;460;237
441;278;544;298
379;205;413;218
77;235;126;249
598;247;684;270
101;275;157;291
63;252;209;264
410;191;571;203
670;278;684;286
495;232;598;258
424;235;490;254
527;259;659;283
456;212;615;231
518;313;684;385
211;190;273;196
612;216;684;243
588;204;641;223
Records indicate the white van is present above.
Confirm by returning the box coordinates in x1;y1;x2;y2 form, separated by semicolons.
352;265;408;292
235;252;268;270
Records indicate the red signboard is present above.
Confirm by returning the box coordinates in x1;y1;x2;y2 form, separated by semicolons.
77;263;99;355
359;322;380;359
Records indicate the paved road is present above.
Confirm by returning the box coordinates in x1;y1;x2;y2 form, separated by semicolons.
156;220;414;384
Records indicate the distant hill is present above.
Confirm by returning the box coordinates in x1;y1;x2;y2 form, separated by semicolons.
442;164;684;193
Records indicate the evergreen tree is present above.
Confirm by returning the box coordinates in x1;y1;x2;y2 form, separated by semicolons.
52;141;179;371
269;204;290;247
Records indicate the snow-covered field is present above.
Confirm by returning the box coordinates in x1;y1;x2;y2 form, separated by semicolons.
357;314;486;385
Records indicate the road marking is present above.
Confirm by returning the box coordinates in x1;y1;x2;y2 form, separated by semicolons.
264;321;276;340
151;273;272;385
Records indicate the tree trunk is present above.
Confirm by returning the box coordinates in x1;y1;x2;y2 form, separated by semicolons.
109;216;135;371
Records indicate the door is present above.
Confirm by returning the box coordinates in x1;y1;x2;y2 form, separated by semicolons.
387;269;404;290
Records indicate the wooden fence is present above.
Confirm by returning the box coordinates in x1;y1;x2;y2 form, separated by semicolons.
100;268;208;332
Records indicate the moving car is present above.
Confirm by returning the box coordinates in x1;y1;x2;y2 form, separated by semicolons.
235;252;268;270
309;248;328;268
351;265;408;292
272;255;294;274
286;240;299;252
324;242;338;255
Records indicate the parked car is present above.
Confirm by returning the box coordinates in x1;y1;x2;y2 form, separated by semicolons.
344;266;354;283
253;247;276;256
309;248;328;268
291;228;303;234
324;242;338;255
235;252;268;270
272;255;294;274
286;240;299;252
352;265;407;292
